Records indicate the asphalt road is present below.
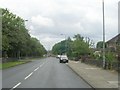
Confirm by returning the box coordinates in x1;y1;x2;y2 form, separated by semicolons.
2;57;92;89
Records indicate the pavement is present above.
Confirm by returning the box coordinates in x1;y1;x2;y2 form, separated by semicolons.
2;57;92;89
68;60;118;89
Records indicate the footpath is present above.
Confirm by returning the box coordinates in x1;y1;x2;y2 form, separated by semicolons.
68;60;118;89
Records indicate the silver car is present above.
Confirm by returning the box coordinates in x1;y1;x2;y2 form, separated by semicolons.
59;55;69;63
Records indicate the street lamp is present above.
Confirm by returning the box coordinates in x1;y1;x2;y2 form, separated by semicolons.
102;0;106;69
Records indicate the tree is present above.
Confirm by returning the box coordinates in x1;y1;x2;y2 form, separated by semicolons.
52;37;73;56
66;37;73;58
85;37;95;48
96;41;107;49
2;8;46;60
72;35;90;58
52;40;66;55
52;34;92;60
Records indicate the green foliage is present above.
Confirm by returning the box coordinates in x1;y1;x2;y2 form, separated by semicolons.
2;8;46;59
52;40;67;55
96;41;107;49
105;52;116;70
93;51;101;60
105;52;115;63
0;18;1;57
72;34;90;56
1;61;30;69
52;34;92;59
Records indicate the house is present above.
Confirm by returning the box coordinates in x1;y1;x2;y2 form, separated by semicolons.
106;34;120;52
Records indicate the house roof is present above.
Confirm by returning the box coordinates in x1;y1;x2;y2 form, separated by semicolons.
106;33;120;43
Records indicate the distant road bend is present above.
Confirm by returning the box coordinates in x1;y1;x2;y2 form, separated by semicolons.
2;57;93;89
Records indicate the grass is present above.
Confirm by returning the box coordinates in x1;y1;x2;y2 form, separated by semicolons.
0;56;46;69
0;61;30;69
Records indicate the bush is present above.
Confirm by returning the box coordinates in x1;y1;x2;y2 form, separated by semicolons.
105;52;116;69
106;52;115;63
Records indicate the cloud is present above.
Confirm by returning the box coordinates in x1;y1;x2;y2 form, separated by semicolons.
31;15;54;27
31;33;65;50
0;0;119;50
29;25;34;30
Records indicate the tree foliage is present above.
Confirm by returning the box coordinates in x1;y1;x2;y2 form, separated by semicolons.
96;41;107;49
105;52;115;63
72;34;90;57
2;8;46;59
52;34;92;59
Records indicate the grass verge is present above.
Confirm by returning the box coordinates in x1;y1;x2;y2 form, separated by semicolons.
0;61;30;69
0;57;47;69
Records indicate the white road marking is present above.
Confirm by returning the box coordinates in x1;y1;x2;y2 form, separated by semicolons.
34;67;39;71
40;63;44;67
10;61;48;90
12;82;21;89
42;63;45;65
24;72;33;80
39;60;48;67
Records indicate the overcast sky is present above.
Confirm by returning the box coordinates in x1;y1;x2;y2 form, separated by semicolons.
0;0;119;50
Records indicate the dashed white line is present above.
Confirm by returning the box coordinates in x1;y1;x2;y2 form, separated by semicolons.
40;63;44;67
24;72;33;80
34;67;39;71
42;63;45;65
39;61;48;67
11;61;47;89
12;82;21;89
40;65;42;67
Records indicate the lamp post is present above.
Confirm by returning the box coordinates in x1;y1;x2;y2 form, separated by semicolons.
102;0;106;69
